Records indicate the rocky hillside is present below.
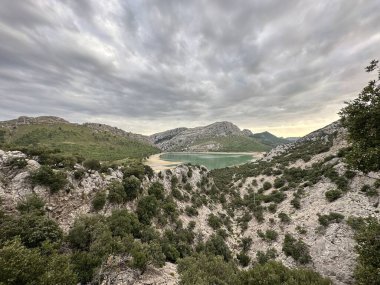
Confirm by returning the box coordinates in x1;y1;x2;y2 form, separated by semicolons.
0;121;379;284
150;121;271;152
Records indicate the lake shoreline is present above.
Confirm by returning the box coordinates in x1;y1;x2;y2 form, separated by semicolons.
144;151;265;171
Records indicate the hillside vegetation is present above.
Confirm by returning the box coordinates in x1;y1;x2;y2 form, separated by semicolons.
0;123;159;161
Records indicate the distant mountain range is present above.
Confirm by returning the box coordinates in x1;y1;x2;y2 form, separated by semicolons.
0;116;294;158
149;121;293;152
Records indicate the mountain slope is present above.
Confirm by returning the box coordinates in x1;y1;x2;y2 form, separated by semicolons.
0;116;159;161
150;121;270;152
251;131;290;147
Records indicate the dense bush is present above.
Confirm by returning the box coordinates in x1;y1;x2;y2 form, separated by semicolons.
83;159;101;170
325;189;343;202
278;212;291;223
148;182;165;200
92;191;107;211
16;194;45;215
273;178;286;189
352;217;380;285
30;166;67;193
239;261;331;285
7;157;28;169
123;175;141;201
256;248;277;265
207;214;223;230
136;195;159;224
107;180;127;204
282;234;311;264
318;212;344;227
0;239;77;285
263;181;272;190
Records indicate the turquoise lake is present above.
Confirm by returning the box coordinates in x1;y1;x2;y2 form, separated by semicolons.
159;152;257;170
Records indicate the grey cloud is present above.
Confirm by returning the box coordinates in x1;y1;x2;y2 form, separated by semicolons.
0;0;379;136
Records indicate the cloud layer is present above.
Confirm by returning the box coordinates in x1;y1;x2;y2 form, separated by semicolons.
0;0;379;136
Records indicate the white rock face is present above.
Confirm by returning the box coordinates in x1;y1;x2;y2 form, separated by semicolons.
150;121;251;151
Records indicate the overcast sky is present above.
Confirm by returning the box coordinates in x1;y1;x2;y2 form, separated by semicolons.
0;0;379;136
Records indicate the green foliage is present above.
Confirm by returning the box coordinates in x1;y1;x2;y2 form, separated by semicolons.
30;166;67;193
207;213;223;230
2;123;159;161
123;175;141;201
107;209;141;238
318;212;344;227
0;239;77;285
263;181;272;190
1;213;63;248
282;234;311;264
16;194;45;215
92;191;106;211
185;205;198;217
278;212;291;223
6;157;28;169
73;169;86;180
239;261;331;285
83;159;101;170
339;60;380;173
352;217;380;285
257;229;278;242
148;182;165;200
273;178;286;189
204;234;232;261
107;180;127;204
237;252;250;267
256;248;277;265
178;253;239;285
136;195;159;224
325;189;343;202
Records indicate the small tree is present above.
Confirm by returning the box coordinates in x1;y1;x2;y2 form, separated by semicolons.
339;60;380;172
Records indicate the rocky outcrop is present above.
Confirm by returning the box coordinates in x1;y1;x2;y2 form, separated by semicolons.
150;121;252;151
84;123;154;145
0;116;70;127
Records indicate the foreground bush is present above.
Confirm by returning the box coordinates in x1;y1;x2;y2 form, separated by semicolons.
30;166;67;193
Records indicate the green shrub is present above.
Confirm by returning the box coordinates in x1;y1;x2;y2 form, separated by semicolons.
207;214;222;230
325;189;343;202
268;203;277;213
30;166;67;193
136;195;158;224
107;209;141;238
291;198;301;209
185;206;198;217
0;239;77;285
178;254;239;285
237;252;250;267
256;248;277;265
204;234;232;261
148;182;165;200
73;169;86;180
352;217;380;285
83;159;101;171
318;212;344;227
107;180;126;204
7;157;28;169
282;234;311;264
123;176;141;201
239;261;331;284
274;178;286;189
278;212;291;223
258;229;278;242
263;181;272;190
16;194;45;215
91;191;106;211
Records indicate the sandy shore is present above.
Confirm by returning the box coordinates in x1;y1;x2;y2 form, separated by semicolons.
144;152;265;172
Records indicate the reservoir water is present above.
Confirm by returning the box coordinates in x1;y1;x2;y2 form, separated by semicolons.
147;152;261;171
